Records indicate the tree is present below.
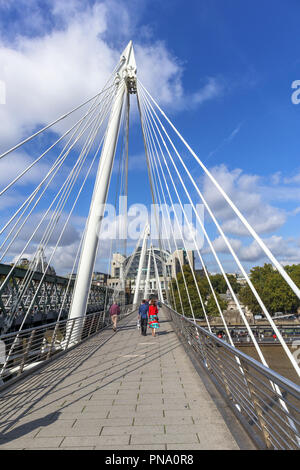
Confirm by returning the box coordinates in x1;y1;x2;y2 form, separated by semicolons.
171;266;229;318
171;265;209;318
239;264;300;315
209;273;240;295
206;293;228;317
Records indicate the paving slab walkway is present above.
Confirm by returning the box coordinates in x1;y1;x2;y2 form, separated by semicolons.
0;308;253;450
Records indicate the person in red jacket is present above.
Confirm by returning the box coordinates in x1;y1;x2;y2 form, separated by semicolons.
148;299;160;337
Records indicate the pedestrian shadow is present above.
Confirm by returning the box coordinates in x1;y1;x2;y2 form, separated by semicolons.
0;411;60;444
0;314;134;430
156;330;173;336
0;313;180;442
117;325;137;331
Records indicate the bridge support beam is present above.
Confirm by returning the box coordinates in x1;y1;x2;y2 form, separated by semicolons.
143;249;151;299
68;42;136;343
152;244;164;301
133;223;150;306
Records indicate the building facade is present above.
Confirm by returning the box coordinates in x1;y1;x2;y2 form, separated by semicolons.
107;248;194;299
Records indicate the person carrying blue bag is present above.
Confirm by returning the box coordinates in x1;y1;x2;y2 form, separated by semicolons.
138;299;149;336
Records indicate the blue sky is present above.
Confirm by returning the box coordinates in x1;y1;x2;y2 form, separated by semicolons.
0;0;299;274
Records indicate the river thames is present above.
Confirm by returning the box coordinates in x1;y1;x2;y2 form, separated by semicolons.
237;344;300;385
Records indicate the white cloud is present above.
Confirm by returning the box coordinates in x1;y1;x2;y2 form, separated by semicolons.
1;1;297;275
0;151;51;187
202;164;287;236
205;234;300;265
206;235;242;254
191;77;224;106
0;192;23;210
0;0;226;154
0;2;115;148
283;171;300;184
291;207;300;215
0;3;163;150
270;171;281;185
220;207;286;236
46;241;80;274
2;210;81;258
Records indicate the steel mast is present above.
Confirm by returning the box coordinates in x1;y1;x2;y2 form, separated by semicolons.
133;223;150;306
68;42;136;337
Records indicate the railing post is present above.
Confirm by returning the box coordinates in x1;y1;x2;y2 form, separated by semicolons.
88;313;96;337
95;310;104;332
214;342;234;401
46;322;60;360
197;330;212;371
18;329;35;375
65;319;76;350
240;359;272;449
180;315;184;337
104;308;110;326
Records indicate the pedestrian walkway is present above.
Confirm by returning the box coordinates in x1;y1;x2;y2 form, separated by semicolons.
0;308;254;450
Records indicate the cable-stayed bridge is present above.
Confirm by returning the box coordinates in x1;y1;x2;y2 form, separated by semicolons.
0;42;299;450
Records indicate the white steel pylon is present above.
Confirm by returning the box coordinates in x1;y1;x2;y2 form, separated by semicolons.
133;223;150;306
152;244;163;301
68;42;136;334
143;249;151;299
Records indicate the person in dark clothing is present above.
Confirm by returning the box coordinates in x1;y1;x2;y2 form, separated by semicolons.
138;299;149;336
109;303;120;332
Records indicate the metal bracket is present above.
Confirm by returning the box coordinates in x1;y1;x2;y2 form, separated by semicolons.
124;65;137;94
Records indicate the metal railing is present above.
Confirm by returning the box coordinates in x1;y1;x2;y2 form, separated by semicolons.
0;304;134;389
165;305;300;450
208;324;300;345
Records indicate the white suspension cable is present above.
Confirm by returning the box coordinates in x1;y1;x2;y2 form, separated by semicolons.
138;84;239;347
139;87;220;328
0;87;115;240
0;94;114;262
0;135;103;375
140;90;211;331
17;121;104;331
139;83;300;377
136;91;170;304
139;103;180;310
0;86;115;161
0;87;116;301
10;89;116;313
0;86;114;197
138;80;300;302
1;90;113;280
0;70;119;162
140;93;197;323
139;87;300;435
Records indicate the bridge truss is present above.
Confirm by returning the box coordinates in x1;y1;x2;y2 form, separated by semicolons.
0;263;112;334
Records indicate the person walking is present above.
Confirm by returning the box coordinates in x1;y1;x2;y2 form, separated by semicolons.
138;299;149;336
148;299;160;337
109;302;120;332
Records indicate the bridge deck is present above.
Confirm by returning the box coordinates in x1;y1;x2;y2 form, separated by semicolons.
0;308;252;450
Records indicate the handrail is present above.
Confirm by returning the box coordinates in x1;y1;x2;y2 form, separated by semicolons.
164;303;300;450
175;309;300;395
0;304;136;389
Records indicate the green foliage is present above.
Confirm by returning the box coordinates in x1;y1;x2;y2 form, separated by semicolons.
171;265;207;318
171;265;228;318
239;264;300;315
209;273;240;295
206;293;228;317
